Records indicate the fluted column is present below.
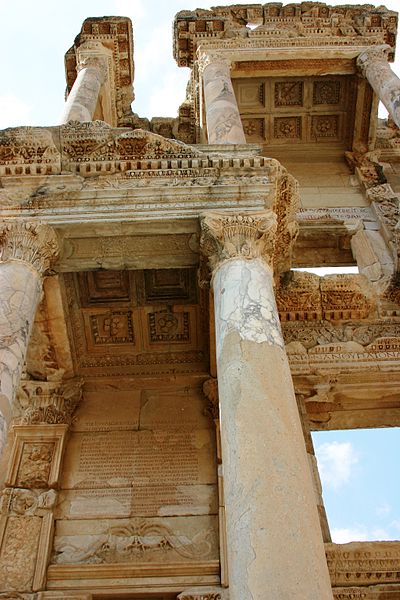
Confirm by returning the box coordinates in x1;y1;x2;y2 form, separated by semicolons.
0;222;59;452
60;41;109;123
357;45;400;129
198;51;246;145
200;212;333;600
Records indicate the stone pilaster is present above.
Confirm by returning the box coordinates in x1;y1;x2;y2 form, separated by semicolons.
0;222;59;454
198;51;246;145
357;45;400;129
60;41;109;123
0;380;82;593
203;378;228;587
200;211;333;600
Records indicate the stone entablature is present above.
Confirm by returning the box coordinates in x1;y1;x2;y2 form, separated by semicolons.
174;3;398;68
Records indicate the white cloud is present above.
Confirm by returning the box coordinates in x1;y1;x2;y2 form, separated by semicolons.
331;526;369;543
315;441;358;492
331;525;393;543
0;95;32;129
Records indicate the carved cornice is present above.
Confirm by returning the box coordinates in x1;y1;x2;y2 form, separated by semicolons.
357;44;391;77
0;221;59;276
326;541;400;587
199;211;277;282
17;379;83;425
174;4;397;68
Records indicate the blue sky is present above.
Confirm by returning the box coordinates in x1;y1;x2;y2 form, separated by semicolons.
313;429;400;543
0;0;399;543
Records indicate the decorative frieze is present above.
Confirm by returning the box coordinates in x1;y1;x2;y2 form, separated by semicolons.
327;541;400;587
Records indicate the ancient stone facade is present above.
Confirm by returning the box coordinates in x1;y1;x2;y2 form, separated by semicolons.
0;4;400;599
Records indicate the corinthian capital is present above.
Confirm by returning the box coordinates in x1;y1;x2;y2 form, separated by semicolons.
197;49;231;74
200;211;277;277
0;221;59;276
357;44;390;77
77;40;109;82
17;379;83;425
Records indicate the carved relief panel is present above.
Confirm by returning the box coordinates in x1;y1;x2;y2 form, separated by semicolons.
233;75;355;147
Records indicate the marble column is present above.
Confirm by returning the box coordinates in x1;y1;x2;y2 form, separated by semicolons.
198;52;246;145
60;41;108;123
357;44;400;129
0;222;59;452
200;212;333;600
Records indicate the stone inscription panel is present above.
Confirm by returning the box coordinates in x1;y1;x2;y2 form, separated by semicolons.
58;484;217;519
72;390;141;432
60;387;217;520
63;428;215;489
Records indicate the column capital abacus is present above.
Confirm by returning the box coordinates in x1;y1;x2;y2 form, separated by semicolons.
357;44;391;77
0;221;59;276
76;40;109;83
200;211;277;281
197;49;232;75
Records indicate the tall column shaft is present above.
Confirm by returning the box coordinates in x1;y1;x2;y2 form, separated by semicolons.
358;45;400;129
0;222;59;454
201;212;333;600
60;41;108;124
200;53;246;145
61;66;104;123
0;262;41;423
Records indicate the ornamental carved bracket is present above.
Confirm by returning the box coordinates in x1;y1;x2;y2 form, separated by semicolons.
0;221;59;276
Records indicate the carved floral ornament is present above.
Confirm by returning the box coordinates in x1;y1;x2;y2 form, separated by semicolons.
200;211;277;279
0;221;59;276
17;379;83;425
197;49;232;74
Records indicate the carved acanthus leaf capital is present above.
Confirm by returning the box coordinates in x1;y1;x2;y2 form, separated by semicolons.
0;221;59;276
200;211;277;281
17;379;83;425
197;49;232;74
357;44;391;77
76;41;110;82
